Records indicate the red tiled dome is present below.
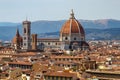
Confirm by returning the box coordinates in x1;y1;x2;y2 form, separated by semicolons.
60;10;85;36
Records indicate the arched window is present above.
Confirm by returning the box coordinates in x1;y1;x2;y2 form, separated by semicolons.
24;37;26;40
74;37;77;40
56;43;57;45
24;28;26;33
48;43;50;45
81;38;84;41
65;37;68;40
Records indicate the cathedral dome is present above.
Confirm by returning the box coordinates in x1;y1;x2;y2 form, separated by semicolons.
60;10;85;36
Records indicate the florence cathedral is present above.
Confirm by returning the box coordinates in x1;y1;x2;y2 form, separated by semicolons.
12;10;89;51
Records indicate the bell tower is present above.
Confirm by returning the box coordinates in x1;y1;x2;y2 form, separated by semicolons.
22;19;31;50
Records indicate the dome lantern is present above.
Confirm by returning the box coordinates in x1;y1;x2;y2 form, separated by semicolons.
70;9;75;19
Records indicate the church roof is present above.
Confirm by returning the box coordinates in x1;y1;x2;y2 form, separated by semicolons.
12;29;22;44
60;10;85;36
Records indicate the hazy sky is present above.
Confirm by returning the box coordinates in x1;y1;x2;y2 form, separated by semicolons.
0;0;120;22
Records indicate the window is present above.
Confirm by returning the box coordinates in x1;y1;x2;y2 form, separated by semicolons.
67;58;69;61
24;43;26;46
60;77;63;80
74;37;77;40
28;36;30;40
56;76;58;80
24;28;26;33
68;65;70;67
28;29;30;33
56;43;57;45
70;77;72;80
59;58;61;61
81;38;84;41
44;76;47;79
65;37;68;40
65;77;67;80
55;58;57;61
52;76;54;79
48;76;50;79
71;58;73;61
48;43;50;45
5;74;9;77
24;37;26;40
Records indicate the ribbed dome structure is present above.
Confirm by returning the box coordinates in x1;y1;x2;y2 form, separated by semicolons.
60;10;89;50
60;10;85;37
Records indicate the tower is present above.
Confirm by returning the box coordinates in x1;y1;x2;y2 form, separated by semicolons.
31;34;37;50
12;28;23;50
22;20;31;50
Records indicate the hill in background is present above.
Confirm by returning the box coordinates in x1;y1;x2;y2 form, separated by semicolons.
0;19;120;41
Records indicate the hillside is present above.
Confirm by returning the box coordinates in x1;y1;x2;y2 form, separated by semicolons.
38;28;120;40
0;19;120;41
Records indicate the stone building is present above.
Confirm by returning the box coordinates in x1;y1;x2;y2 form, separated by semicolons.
37;38;60;50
